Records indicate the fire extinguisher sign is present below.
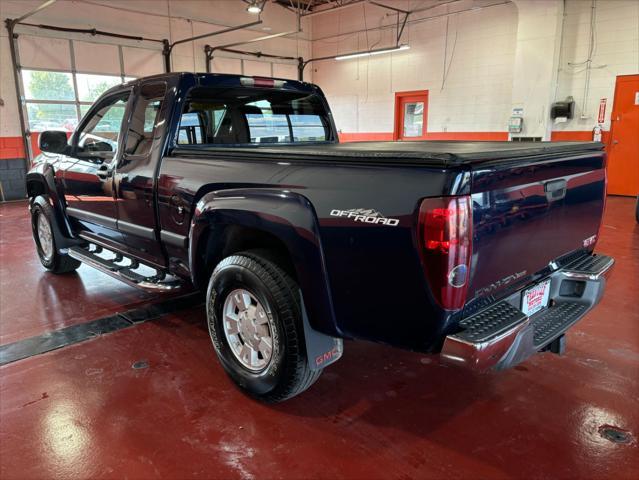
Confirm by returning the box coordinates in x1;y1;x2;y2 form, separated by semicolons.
598;98;607;123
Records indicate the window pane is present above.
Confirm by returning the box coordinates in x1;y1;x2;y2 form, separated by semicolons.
290;114;326;142
27;103;78;132
125;83;166;155
403;102;424;137
179;88;331;145
22;70;74;101
76;73;123;102
77;94;129;162
246;113;290;143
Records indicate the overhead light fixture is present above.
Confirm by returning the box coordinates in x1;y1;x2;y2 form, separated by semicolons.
247;1;262;14
335;44;410;61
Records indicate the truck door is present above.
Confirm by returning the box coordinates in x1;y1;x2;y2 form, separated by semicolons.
62;89;131;247
114;82;168;268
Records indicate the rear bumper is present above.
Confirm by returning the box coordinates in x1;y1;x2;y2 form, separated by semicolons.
441;254;614;371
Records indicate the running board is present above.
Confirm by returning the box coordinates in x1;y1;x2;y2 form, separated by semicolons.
68;245;184;292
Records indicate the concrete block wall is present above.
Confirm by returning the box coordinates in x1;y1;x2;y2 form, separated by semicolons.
312;1;518;138
554;0;639;133
0;158;27;201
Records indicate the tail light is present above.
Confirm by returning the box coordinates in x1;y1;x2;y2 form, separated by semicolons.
418;196;472;310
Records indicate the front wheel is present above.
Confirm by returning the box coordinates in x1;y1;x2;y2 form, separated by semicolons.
31;198;80;274
206;252;322;402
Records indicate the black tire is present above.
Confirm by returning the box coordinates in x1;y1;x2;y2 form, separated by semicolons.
31;198;80;274
635;196;639;223
206;251;322;402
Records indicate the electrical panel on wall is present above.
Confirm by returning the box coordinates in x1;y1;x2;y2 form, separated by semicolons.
508;116;523;134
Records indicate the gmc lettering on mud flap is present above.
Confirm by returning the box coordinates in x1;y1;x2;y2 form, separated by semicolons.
315;346;341;367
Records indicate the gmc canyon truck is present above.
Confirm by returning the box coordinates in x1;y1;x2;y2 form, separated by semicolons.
27;73;614;402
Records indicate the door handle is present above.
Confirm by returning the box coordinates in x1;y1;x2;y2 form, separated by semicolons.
545;179;567;201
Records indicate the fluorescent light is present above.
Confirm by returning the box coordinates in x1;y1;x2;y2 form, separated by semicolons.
335;44;410;61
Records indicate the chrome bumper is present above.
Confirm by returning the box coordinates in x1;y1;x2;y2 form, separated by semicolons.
441;254;614;371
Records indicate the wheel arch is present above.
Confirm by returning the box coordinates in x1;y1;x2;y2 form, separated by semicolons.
189;189;340;337
26;164;77;247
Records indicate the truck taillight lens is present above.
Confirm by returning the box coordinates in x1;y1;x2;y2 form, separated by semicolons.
418;196;472;310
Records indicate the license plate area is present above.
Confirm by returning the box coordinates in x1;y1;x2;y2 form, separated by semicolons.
521;279;551;316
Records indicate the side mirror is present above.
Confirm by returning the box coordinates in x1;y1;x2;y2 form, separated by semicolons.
38;130;68;154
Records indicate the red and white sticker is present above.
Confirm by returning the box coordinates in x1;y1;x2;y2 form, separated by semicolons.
598;98;607;123
522;279;551;316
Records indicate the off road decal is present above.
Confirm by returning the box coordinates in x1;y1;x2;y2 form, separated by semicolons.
330;208;400;227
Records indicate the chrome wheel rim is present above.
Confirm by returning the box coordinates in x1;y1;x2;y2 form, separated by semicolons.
37;213;54;261
222;289;273;371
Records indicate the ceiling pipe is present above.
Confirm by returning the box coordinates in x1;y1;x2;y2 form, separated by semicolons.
18;22;164;43
164;20;263;71
312;0;509;42
299;0;366;18
204;45;299;74
208;28;301;51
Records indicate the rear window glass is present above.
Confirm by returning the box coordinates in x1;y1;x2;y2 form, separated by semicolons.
177;87;332;146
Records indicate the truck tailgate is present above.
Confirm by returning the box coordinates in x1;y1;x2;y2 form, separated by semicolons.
467;151;606;307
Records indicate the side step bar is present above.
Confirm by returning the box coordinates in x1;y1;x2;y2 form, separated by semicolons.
441;254;614;371
68;245;184;293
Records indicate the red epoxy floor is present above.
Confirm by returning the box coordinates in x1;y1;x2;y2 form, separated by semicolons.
0;201;168;344
1;197;638;479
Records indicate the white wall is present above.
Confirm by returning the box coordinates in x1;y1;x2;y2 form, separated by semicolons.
510;0;564;139
554;0;639;132
312;0;519;135
310;0;639;138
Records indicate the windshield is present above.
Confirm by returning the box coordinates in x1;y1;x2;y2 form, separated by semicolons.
177;87;333;146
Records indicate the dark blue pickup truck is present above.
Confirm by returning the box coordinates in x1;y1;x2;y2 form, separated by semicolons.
27;73;614;402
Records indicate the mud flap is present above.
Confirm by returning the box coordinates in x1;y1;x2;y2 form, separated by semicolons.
300;292;343;371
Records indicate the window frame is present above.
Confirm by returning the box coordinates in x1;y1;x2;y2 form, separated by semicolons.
121;81;168;161
71;88;133;163
175;87;336;148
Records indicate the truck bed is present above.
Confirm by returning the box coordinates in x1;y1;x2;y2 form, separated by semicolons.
173;140;604;167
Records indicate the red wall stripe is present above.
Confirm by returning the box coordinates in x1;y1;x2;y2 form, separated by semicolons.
0;135;44;160
339;131;509;142
340;131;608;143
0;137;25;159
550;130;609;144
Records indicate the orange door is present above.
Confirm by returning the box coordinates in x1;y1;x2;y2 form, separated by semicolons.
607;75;639;196
394;90;428;141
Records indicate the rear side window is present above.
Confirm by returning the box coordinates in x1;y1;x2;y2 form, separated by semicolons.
177;87;332;146
125;83;166;156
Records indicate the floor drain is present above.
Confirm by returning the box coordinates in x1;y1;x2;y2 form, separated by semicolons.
599;425;633;444
132;360;149;370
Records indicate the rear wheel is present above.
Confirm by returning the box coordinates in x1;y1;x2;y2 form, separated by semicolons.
206;251;322;402
31;198;80;274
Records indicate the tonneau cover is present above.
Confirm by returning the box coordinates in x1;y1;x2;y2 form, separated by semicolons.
173;140;604;167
